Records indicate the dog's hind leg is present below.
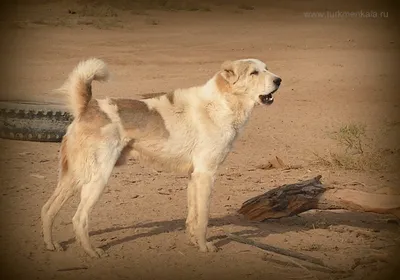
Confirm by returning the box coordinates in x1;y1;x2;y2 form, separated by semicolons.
72;141;123;258
41;136;75;251
72;176;109;258
41;175;75;251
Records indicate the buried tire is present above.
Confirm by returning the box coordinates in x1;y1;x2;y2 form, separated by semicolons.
0;101;73;142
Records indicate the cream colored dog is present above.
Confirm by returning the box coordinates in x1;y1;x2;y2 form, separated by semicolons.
41;58;282;257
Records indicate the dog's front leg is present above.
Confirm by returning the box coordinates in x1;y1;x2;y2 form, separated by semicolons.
192;171;217;252
185;177;198;246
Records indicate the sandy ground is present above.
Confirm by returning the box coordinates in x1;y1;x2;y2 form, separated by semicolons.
0;1;400;279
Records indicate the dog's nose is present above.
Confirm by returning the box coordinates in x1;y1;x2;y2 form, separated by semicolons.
273;77;282;86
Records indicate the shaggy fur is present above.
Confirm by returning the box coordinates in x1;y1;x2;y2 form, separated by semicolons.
41;57;282;257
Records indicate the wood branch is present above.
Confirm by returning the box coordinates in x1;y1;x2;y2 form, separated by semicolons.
238;175;400;221
263;256;349;274
225;232;346;277
57;266;88;272
226;233;325;267
265;252;320;280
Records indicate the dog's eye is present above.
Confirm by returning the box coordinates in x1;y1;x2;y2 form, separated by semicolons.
250;70;259;75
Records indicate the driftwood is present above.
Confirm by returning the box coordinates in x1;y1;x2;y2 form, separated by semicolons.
238;175;325;221
238;175;400;221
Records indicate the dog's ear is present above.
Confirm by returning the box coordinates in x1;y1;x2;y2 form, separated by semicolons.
220;60;237;84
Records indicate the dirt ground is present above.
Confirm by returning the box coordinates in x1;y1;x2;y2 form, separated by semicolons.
0;1;400;279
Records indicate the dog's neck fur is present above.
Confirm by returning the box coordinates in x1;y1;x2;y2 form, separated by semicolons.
201;73;256;131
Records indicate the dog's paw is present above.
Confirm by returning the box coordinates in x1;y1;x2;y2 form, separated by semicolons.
87;247;109;258
185;230;198;247
95;247;109;257
199;242;218;253
46;242;64;252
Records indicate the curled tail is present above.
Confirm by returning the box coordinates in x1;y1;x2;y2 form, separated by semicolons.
60;58;109;118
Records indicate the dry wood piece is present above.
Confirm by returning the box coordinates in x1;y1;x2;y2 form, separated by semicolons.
226;233;326;267
319;189;400;218
255;156;302;170
238;175;400;221
238;175;326;221
57;266;88;272
225;232;346;276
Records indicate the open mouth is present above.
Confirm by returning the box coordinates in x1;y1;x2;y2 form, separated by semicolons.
259;88;278;105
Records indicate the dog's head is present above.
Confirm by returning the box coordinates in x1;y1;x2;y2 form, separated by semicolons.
216;58;282;105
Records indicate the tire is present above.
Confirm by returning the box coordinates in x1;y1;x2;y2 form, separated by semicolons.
0;100;73;142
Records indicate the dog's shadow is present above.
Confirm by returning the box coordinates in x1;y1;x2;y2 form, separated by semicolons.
60;210;397;252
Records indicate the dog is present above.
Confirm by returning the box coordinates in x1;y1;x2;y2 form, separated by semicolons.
41;58;282;257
